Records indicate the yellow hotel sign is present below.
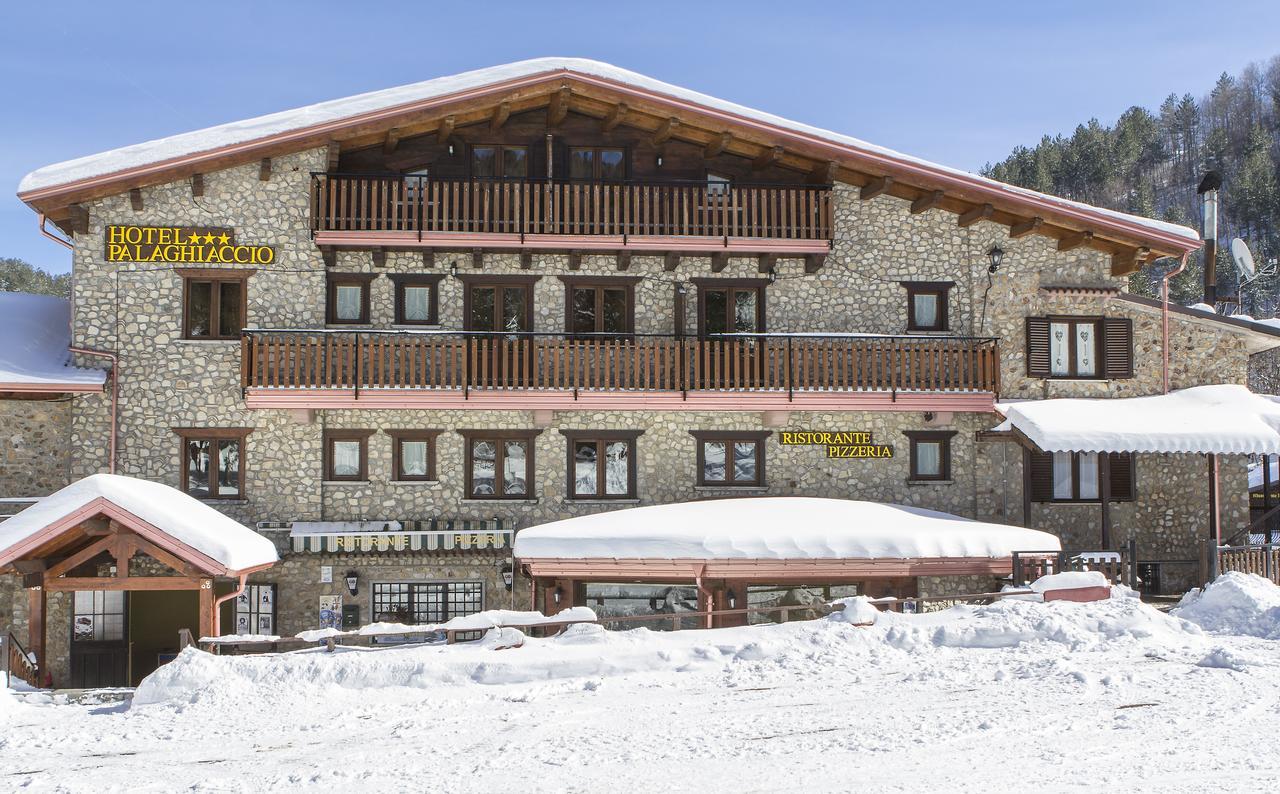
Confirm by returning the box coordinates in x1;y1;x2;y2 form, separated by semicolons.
105;225;275;264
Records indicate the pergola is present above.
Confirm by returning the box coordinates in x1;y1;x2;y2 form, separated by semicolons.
0;474;277;683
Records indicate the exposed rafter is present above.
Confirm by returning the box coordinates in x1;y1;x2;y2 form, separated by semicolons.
437;115;456;144
652;117;678;147
958;203;994;228
616;251;632;271
520;250;533;269
809;161;837;185
805;253;826;274
710;252;729;272
602;103;628;132
664;252;680;272
1111;246;1150;275
129;188;143;211
1057;230;1094;252
382;128;402;154
191;173;204;198
910;190;944;214
68;204;89;234
860;175;893;201
704;132;732;159
752;145;783;171
258;158;272;181
471;248;483;268
568;250;583;270
371;248;386;268
326;140;340;169
757;253;777;274
490;101;511;132
1009;217;1044;238
547;87;570;126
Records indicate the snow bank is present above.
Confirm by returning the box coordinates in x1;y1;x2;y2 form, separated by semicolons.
0;292;106;387
515;497;1061;560
1029;570;1109;593
1173;572;1280;639
0;687;21;724
200;633;281;644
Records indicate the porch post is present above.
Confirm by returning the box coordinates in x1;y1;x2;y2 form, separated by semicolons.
1099;452;1112;549
27;584;46;684
1021;447;1033;527
198;579;215;641
1208;453;1221;546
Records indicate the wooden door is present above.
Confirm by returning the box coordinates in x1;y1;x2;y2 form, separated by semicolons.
467;284;532;386
70;590;128;689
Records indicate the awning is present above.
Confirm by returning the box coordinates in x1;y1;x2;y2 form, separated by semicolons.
289;520;511;554
995;385;1280;455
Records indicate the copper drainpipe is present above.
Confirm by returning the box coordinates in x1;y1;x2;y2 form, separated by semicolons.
37;213;73;250
212;574;248;637
1160;253;1189;395
68;346;118;474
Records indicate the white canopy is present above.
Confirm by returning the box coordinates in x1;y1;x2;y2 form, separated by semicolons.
0;292;107;389
514;497;1060;560
996;385;1280;455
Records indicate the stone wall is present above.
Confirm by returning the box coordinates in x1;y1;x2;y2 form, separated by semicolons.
0;398;72;498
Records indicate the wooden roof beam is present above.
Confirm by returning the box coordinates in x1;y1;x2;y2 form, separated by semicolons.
910;190;944;214
547;87;570;127
958;203;994;228
326;140;340;170
437;115;456;144
704;132;732;159
860;175;893;201
191;173;204;198
1111;246;1151;276
652;117;679;147
601;103;628;132
129;188;143;211
752;145;783;171
258;157;272;181
1058;230;1094;252
809;161;837;185
1009;217;1044;238
382;128;402;154
490;102;511;132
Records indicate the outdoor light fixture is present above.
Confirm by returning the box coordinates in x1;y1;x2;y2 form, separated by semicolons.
500;562;514;591
767;269;777;284
727;589;737;609
553;586;564;605
449;261;458;278
345;570;359;597
987;245;1004;274
675;282;687;296
656;154;664;168
448;142;455;157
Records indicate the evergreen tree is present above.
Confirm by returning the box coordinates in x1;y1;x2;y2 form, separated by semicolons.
0;257;70;298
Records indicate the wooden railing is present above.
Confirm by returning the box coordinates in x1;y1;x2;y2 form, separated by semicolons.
311;173;834;241
241;331;1000;395
1011;544;1139;589
2;631;39;688
1216;543;1280;584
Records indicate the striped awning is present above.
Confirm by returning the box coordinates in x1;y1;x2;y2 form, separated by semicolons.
289;519;511;554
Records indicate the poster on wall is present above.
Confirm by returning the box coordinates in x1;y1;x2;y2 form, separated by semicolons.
73;615;95;641
319;596;342;630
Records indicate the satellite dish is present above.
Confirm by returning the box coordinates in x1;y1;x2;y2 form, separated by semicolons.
1232;237;1257;280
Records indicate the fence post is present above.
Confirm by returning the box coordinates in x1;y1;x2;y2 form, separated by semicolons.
1127;538;1139;589
1209;538;1220;581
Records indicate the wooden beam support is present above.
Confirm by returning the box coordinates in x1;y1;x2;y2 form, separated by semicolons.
67;204;90;234
911;190;945;215
259;157;272;181
805;253;827;274
809;161;837;185
704;132;732;159
616;250;632;271
547;88;570;127
28;585;45;679
710;252;729;273
1057;230;1094;251
129;188;143;211
520;250;533;269
382;128;402;154
568;250;583;271
860;175;893;201
437;115;456;144
321;249;336;268
199;579;215;640
601;103;628;133
757;253;777;274
130;534;206;579
664;252;680;272
44;576;206;592
1009;217;1044;238
1111;246;1150;275
490;101;511;132
371;248;386;268
326;140;340;170
22;572;44;589
471;248;483;269
752;146;783;171
958;203;994;228
45;535;118;579
12;560;46;574
191;173;204;198
421;249;434;268
652;117;679;147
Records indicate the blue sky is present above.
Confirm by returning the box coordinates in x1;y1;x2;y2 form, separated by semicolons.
4;0;1280;274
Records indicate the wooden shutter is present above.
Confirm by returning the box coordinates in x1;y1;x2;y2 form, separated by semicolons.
1025;317;1051;377
1102;318;1134;379
1107;452;1135;501
1027;450;1055;502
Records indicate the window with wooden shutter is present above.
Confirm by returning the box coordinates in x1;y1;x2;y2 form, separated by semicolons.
1107;452;1135;501
1027;450;1055;501
1028;449;1135;502
1101;318;1134;379
1025;317;1051;377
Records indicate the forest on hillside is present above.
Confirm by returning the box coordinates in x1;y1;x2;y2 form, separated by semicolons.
983;56;1280;316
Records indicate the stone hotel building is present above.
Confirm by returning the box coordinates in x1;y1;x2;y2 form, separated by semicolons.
4;58;1279;688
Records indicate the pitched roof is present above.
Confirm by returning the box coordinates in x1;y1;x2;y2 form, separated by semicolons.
18;58;1198;258
0;291;106;392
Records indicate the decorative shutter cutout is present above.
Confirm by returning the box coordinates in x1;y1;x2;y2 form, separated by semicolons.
1102;318;1134;379
1108;452;1135;501
1028;450;1055;502
1025;317;1051;377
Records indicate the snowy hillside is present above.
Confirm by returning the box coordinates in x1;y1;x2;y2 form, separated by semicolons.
4;576;1280;792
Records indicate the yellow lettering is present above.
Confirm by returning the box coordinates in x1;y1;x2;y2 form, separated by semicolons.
107;226;126;245
124;226;142;245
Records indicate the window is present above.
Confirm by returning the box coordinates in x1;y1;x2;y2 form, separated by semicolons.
562;430;642;499
179;270;249;339
470;145;528;180
324;430;374;482
372;581;484;624
1028;450;1135;502
326;273;377;325
706;172;732;197
174;428;250;499
691;430;770;487
462;430;540;499
73;591;125;642
390;274;444;325
559;276;638;334
693;279;768;335
389;430;440;481
904;430;956;482
568;147;626;181
900;281;953;332
1026;316;1133;379
232;584;276;635
460;275;539;332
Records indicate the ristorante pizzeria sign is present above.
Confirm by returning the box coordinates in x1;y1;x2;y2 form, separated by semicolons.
780;430;894;459
105;225;276;264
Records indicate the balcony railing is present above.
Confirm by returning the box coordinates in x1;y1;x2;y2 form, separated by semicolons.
241;331;999;395
310;173;834;241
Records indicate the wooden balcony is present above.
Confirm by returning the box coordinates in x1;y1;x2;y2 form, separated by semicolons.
241;331;999;412
310;174;833;255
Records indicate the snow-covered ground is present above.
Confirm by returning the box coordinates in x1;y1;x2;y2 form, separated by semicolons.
4;574;1280;792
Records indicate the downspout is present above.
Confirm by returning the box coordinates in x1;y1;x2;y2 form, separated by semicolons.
68;346;118;474
37;213;73;250
1160;253;1188;395
212;573;248;637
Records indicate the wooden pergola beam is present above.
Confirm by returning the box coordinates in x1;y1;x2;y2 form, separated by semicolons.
547;88;570;127
601;103;628;132
704;132;732;158
752;145;783;171
860;175;893;200
958;203;994;228
1058;230;1094;251
1009;216;1044;238
490;101;511;132
910;190;944;214
652;117;679;146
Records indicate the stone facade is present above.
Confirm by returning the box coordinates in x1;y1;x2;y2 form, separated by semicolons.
0;398;72;498
1;140;1268;681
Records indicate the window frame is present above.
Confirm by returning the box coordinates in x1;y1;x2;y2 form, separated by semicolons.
1045;315;1102;379
323;429;375;482
560;429;643;500
388;429;441;482
1029;450;1136;503
458;274;541;332
558;275;640;334
173;427;253;500
690;278;769;336
903;430;956;482
372;581;484;625
567;146;628;182
690;430;771;487
899;281;954;332
459;429;541;500
326;273;377;325
177;268;251;340
468;144;530;181
389;273;445;326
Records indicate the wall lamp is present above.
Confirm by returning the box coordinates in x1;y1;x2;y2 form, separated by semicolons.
345;570;359;597
500;562;514;591
987;245;1004;274
449;261;458;278
727;588;738;609
552;586;564;605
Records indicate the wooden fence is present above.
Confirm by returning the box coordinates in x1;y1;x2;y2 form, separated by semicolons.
312;174;833;241
1011;544;1138;588
2;631;39;688
1216;543;1280;584
242;331;1000;395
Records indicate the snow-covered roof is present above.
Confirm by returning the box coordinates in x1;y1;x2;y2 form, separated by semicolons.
0;474;278;573
18;58;1197;250
1249;456;1279;490
514;497;1060;560
0;292;106;390
996;385;1280;455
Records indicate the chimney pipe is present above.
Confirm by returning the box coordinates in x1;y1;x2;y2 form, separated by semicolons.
1198;171;1222;306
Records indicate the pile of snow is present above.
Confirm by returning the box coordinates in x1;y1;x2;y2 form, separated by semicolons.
1173;572;1280;639
292;608;599;642
0;292;106;388
200;633;281;644
1029;570;1109;593
0;686;21;724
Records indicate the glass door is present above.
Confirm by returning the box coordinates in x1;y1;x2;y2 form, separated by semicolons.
467;284;532;385
70;590;128;688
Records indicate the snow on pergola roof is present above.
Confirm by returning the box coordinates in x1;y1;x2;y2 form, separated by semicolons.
18;58;1196;251
0;292;106;391
0;474;278;573
996;385;1280;455
513;498;1060;561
